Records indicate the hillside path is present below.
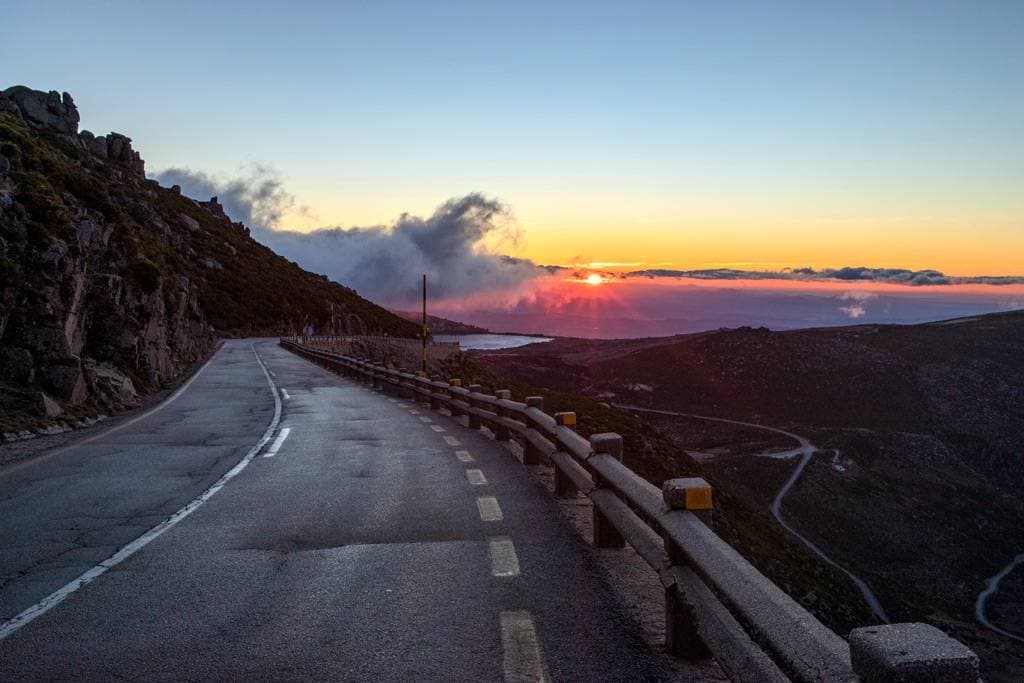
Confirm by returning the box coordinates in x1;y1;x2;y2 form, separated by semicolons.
0;340;687;680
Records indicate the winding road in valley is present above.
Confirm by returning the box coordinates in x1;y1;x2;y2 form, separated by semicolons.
975;554;1024;642
617;404;891;624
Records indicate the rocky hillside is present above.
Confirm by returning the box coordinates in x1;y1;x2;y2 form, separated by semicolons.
0;86;419;437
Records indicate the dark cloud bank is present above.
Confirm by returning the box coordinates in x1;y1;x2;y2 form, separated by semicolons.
627;267;1024;287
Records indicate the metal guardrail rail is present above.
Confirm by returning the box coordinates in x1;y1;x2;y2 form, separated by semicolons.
280;338;981;683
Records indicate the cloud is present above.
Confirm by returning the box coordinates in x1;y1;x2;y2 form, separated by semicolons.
627;267;1024;286
152;166;551;305
839;304;867;318
156;164;304;231
840;290;879;303
836;290;878;318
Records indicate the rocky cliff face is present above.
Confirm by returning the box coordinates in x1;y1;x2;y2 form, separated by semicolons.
0;86;419;438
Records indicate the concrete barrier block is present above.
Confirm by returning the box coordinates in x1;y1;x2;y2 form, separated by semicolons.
663;478;713;511
590;433;623;460
849;623;980;682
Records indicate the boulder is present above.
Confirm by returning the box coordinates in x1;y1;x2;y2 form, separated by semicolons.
106;133;129;159
0;93;24;121
74;217;108;249
0;347;34;384
179;213;200;232
39;392;63;418
200;196;226;218
100;133;145;176
91;362;140;407
81;130;108;157
41;361;88;404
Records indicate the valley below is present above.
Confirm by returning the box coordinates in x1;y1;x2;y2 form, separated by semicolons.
476;312;1024;680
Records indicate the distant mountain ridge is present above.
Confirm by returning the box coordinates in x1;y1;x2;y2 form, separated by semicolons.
393;309;490;335
0;85;418;436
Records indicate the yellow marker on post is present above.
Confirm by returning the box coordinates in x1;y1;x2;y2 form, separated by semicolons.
554;412;576;427
663;477;713;526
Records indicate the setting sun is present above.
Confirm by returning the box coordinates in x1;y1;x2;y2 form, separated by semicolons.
586;273;604;286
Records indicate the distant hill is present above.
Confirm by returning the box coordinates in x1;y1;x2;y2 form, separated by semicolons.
393;310;490;335
0;86;419;436
478;311;1024;679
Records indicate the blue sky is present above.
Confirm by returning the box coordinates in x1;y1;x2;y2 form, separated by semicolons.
4;1;1023;274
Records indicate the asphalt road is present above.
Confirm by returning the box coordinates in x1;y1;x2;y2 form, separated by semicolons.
0;339;677;680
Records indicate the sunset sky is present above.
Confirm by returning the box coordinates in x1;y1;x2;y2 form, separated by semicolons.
6;2;1023;280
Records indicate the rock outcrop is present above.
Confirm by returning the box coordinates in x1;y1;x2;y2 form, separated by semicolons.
1;85;420;437
1;86;144;177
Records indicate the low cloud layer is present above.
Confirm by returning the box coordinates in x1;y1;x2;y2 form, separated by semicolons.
153;167;550;305
627;267;1024;286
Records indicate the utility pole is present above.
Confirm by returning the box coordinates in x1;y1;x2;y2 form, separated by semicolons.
421;273;428;373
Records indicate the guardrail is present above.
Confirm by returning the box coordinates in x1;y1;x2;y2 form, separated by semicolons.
280;338;981;683
293;334;460;364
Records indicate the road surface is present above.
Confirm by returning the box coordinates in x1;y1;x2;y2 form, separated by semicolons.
617;404;890;624
0;340;686;680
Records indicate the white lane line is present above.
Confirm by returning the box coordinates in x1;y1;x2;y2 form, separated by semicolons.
455;450;474;463
444;436;462;446
0;343;282;642
410;409;420;415
477;497;503;522
489;536;520;577
430;425;446;432
419;416;432;423
262;427;292;458
281;388;291;400
466;469;488;485
500;610;548;681
270;370;277;377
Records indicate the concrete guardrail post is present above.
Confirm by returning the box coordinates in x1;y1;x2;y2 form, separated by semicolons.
429;376;443;410
494;390;512;441
449;379;463;417
590;433;626;549
413;371;426;402
849;623;980;682
523;397;544;465
467;385;482;429
662;477;714;658
553;412;577;497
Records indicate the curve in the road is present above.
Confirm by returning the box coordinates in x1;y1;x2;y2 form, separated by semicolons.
975;553;1024;642
617;404;890;623
0;344;281;641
